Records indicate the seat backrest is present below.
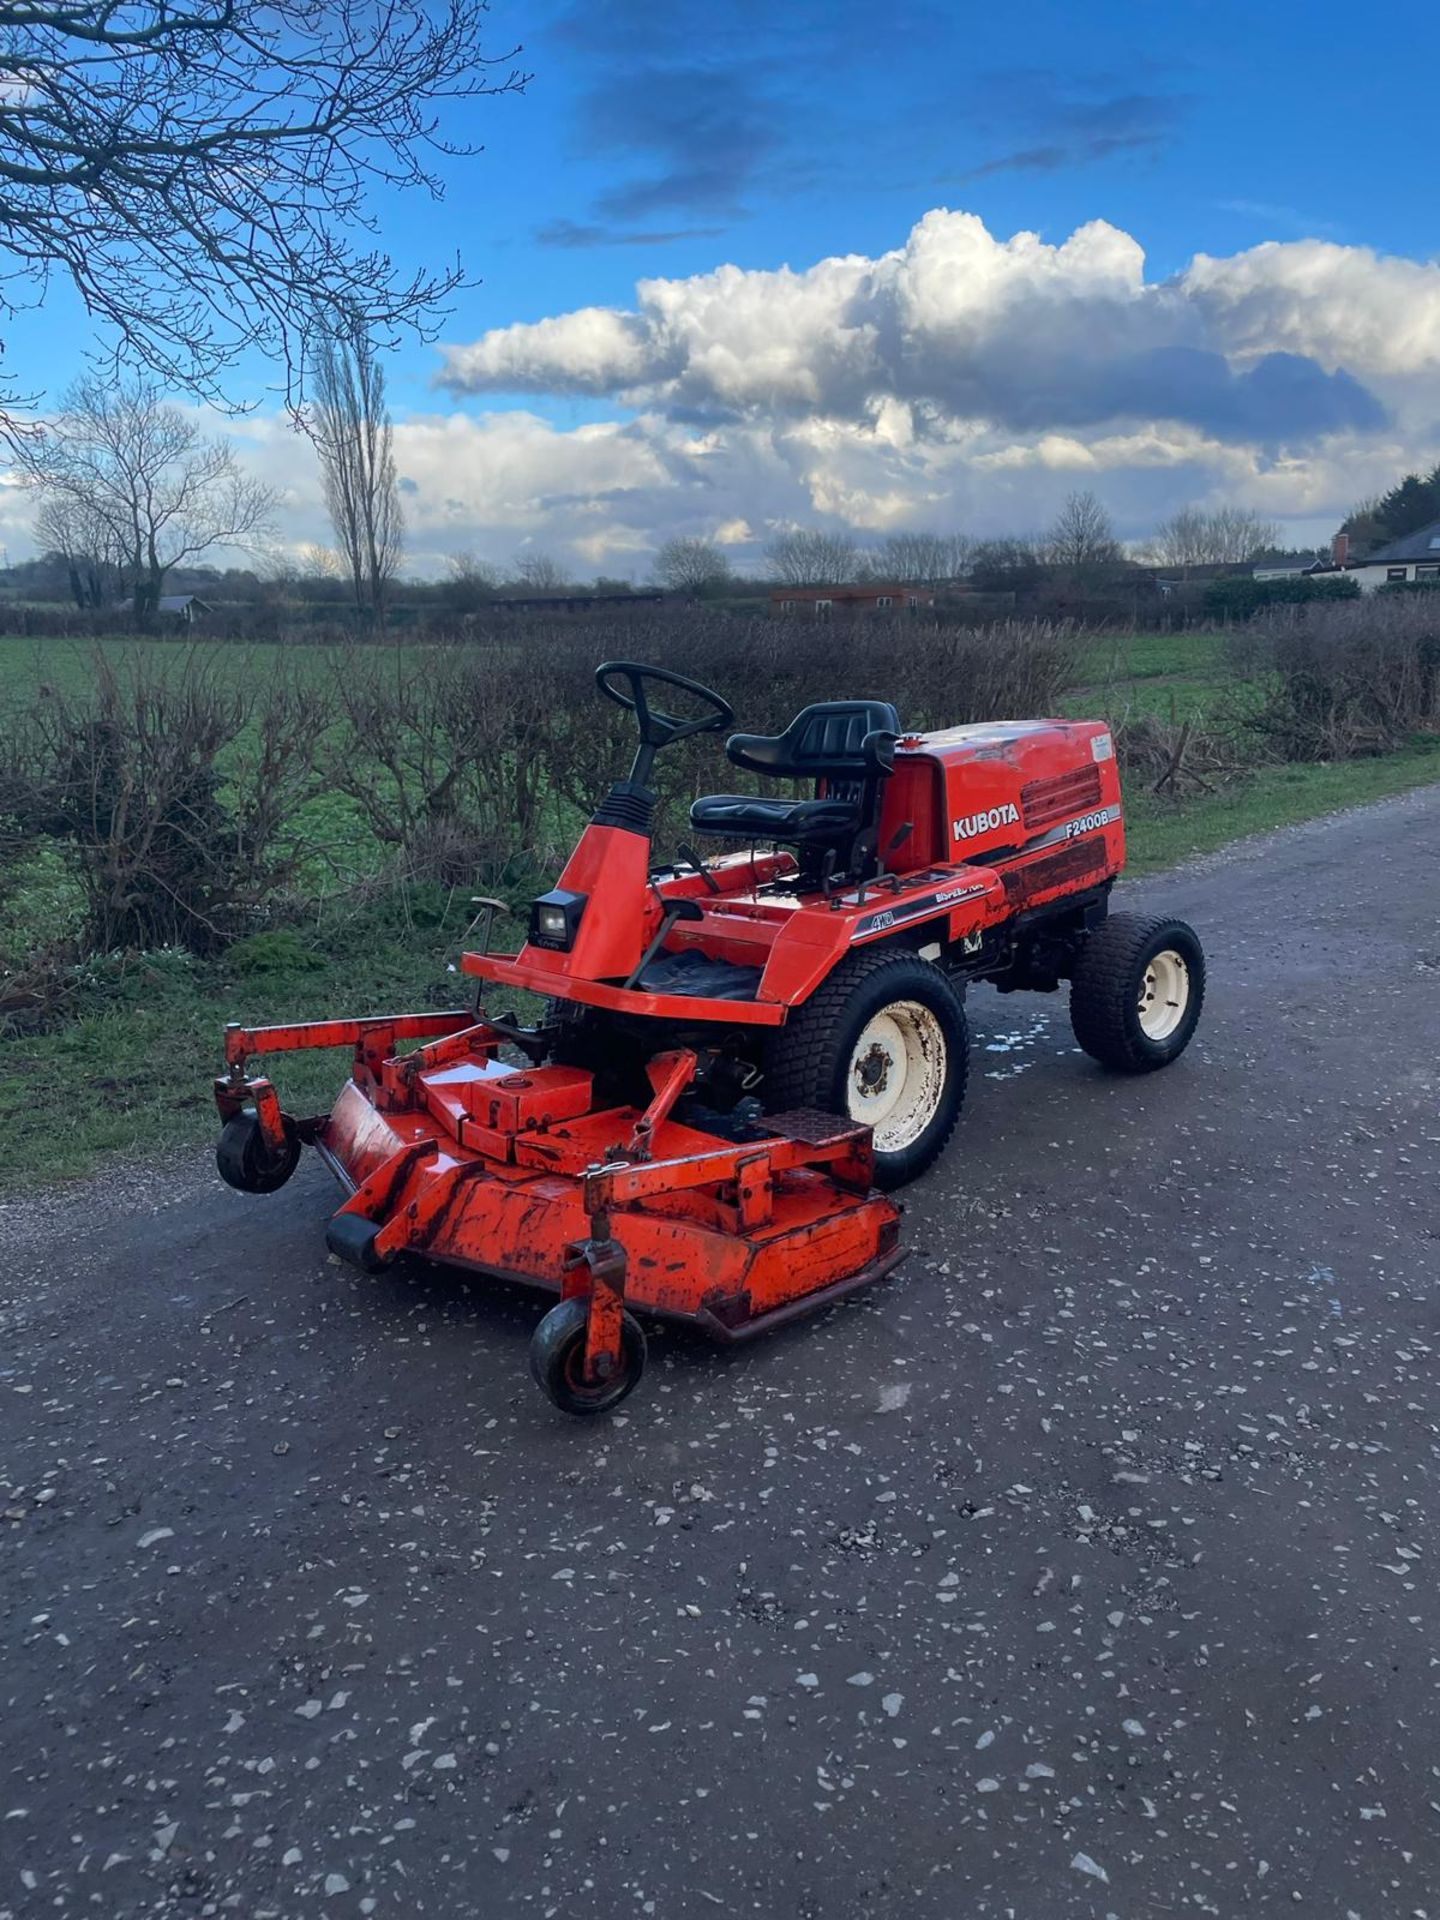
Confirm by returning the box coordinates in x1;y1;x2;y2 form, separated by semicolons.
726;700;900;779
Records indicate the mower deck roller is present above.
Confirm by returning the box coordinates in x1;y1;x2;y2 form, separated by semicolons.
215;1014;901;1413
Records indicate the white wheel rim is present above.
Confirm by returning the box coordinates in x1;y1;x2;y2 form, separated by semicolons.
845;1000;947;1153
1138;948;1190;1041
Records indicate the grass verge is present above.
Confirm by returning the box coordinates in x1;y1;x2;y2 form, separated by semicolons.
1122;734;1440;874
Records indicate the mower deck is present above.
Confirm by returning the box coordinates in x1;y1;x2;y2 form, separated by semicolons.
215;1012;902;1392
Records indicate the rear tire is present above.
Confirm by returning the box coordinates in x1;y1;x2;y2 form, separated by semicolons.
1069;912;1205;1072
763;949;968;1190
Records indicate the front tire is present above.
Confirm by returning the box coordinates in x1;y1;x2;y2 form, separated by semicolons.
216;1109;300;1194
763;949;968;1189
529;1299;648;1416
1069;912;1205;1071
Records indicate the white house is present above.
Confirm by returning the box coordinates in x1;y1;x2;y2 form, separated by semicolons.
1297;521;1440;593
1340;519;1440;591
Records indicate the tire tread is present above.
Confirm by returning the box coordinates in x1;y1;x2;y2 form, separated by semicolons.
765;948;968;1186
1069;911;1204;1071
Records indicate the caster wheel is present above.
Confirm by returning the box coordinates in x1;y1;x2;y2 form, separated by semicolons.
216;1109;300;1194
529;1298;647;1416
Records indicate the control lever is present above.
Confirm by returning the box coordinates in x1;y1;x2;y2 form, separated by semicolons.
676;841;721;894
878;821;914;893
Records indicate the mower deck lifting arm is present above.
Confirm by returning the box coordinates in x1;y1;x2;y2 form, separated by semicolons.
215;1010;478;1157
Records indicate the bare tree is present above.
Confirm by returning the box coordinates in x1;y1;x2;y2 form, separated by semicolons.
22;377;273;624
865;530;972;583
302;544;344;582
513;553;570;592
443;550;501;613
1148;504;1281;569
446;551;502;591
0;4;526;427
312;328;404;631
34;494;119;608
968;537;1044;592
1045;490;1122;574
653;537;733;595
764;528;858;586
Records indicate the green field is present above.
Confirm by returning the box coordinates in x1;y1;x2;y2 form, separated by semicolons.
2;628;1437;1188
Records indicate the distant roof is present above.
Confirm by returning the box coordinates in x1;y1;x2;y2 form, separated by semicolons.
157;593;213;612
1360;519;1440;565
768;583;931;598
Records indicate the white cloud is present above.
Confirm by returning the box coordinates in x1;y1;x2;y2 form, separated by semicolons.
1182;239;1440;380
21;211;1436;576
418;210;1440;568
439;208;1415;450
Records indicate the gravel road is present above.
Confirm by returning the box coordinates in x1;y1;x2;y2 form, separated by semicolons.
2;786;1438;1919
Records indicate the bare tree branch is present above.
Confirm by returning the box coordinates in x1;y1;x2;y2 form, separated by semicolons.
1146;504;1281;569
0;3;527;419
763;528;857;587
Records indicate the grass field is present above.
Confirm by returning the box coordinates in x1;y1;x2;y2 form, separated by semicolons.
2;627;1437;1188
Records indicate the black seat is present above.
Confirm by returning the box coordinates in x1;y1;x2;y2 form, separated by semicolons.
687;793;859;840
689;699;900;866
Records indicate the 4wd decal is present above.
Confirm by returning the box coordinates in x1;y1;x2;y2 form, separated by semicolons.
953;802;1019;840
852;882;988;941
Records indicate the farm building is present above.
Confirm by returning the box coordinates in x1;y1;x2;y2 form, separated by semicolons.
769;584;937;616
156;594;214;623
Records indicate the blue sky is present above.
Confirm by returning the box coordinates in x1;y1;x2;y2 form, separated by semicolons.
6;0;1438;573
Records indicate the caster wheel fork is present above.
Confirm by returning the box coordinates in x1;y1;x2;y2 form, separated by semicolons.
530;1213;647;1416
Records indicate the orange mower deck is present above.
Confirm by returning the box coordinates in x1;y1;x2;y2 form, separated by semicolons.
215;1011;902;1408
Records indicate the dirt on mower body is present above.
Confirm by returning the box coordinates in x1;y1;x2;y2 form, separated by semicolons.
215;661;1205;1413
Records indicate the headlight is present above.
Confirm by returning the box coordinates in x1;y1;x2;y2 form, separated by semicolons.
528;889;587;951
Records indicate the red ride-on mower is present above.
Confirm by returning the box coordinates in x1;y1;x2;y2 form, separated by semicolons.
214;661;1205;1413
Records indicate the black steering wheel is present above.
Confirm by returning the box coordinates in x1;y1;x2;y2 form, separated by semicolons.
595;661;734;751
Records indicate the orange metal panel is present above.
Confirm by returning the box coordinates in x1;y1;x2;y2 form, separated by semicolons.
462;950;790;1026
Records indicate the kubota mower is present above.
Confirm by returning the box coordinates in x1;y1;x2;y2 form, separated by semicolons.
214;661;1204;1413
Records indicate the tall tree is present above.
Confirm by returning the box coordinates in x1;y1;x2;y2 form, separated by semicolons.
1149;505;1280;569
444;551;502;613
866;531;972;583
22;377;273;623
1338;492;1387;558
0;3;525;429
653;537;732;595
968;537;1043;592
1045;490;1122;574
312;329;404;631
513;553;570;591
764;528;858;586
1374;469;1440;542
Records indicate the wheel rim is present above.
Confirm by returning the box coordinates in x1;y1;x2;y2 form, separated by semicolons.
845;1000;947;1153
1137;948;1190;1041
